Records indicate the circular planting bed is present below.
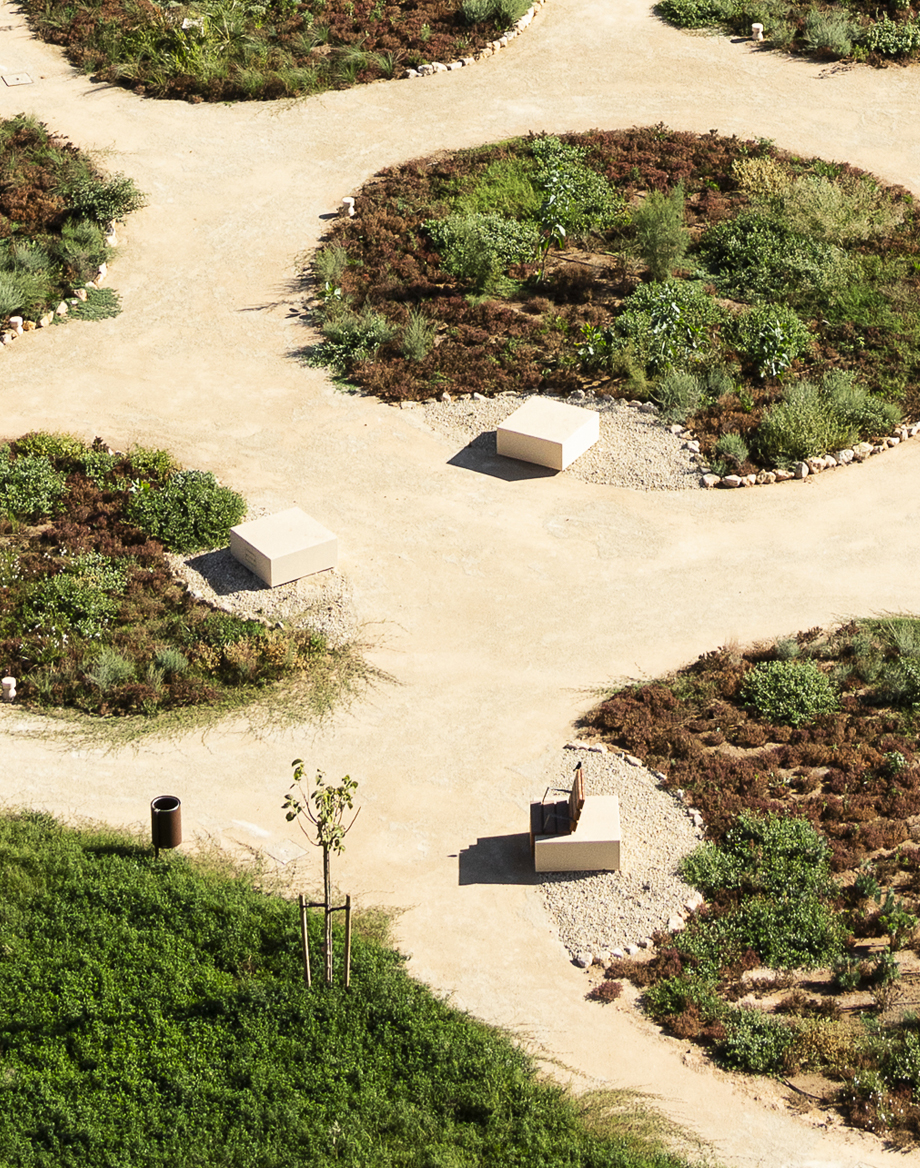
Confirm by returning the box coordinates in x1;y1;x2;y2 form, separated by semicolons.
0;114;144;342
576;618;920;1146
303;127;920;481
0;432;362;721
22;0;537;101
657;0;920;66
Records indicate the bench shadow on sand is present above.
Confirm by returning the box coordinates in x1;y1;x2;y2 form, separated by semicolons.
458;833;538;886
447;431;558;482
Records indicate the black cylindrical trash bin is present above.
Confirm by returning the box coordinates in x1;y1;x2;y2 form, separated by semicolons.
151;795;182;856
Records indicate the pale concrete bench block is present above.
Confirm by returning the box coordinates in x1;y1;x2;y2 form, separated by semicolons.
229;507;337;588
496;397;599;471
534;795;620;872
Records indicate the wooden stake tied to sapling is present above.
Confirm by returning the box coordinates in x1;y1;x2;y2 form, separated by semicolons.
284;760;359;985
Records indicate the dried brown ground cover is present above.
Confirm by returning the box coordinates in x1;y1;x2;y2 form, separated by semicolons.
580;619;920;1146
305;127;920;475
20;0;528;101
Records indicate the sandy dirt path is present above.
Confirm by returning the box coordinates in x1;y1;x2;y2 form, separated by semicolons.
2;2;920;1163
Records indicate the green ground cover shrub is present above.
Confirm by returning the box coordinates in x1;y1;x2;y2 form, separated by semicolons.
425;212;540;291
0;433;363;720
0;812;701;1168
302;128;918;467
0;114;143;331
123;469;246;554
615;281;724;374
741;658;837;725
0;448;66;519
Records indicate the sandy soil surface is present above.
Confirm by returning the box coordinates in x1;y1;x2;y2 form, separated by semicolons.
2;3;920;1164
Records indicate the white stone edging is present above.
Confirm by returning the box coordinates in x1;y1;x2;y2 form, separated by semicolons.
0;261;110;351
403;0;546;78
698;423;920;489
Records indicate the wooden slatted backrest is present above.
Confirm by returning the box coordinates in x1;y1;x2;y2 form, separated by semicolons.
568;765;585;828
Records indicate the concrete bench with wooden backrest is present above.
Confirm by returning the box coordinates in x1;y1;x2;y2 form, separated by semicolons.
529;763;620;873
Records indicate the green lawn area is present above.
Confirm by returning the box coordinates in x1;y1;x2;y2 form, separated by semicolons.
0;812;701;1167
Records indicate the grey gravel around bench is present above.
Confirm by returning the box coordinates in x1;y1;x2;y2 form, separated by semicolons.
166;544;357;648
537;747;703;960
409;394;703;491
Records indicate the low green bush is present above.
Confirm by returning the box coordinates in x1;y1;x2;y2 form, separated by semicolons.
532;136;628;240
123;469;246;553
68;173;147;224
632;185;690;281
85;645;136;690
700;212;850;306
462;0;530;24
314;306;397;372
681;812;833;900
0;449;66;520
652;369;702;423
656;0;723;28
400;308;436;361
753;380;853;464
22;573;121;640
732;303;812;379
425;212;540;290
616;280;724;373
313;243;349;287
720;1009;796;1075
714;432;749;466
753;372;900;465
771;175;903;246
644;975;725;1024
803;9;855;55
863;16;920;56
741;658;837;725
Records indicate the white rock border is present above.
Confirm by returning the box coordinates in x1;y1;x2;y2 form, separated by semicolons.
0;225;118;351
697;421;920;489
403;0;546;78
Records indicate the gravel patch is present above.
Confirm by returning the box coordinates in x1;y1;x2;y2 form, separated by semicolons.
405;392;704;491
537;747;704;959
165;528;357;648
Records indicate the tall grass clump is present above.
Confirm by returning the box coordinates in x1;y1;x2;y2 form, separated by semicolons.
401;308;436;361
632;185;690;281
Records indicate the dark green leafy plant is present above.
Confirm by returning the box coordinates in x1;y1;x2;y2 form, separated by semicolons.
719;1009;795;1075
425;212;539;291
732;303;813;379
0;449;66;519
741;659;837;726
122;469;246;553
615;280;724;374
